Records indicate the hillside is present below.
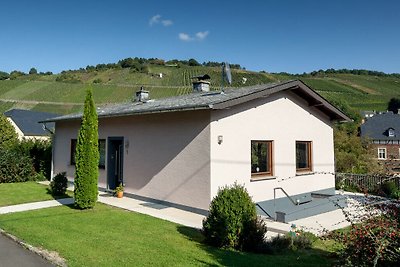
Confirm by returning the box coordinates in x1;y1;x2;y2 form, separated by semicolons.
1;64;399;116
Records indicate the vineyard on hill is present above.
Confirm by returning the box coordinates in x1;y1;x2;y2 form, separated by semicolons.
0;62;399;115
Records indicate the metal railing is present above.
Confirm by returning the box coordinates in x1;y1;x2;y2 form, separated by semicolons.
273;187;300;221
335;173;400;191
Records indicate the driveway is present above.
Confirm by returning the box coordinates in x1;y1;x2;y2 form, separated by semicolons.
0;234;54;267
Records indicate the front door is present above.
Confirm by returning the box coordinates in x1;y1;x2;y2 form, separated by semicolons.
107;137;124;190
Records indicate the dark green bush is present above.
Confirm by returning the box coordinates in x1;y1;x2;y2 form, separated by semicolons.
50;172;68;196
202;183;267;251
380;181;400;199
292;231;316;250
0;148;36;183
267;231;316;252
16;139;52;179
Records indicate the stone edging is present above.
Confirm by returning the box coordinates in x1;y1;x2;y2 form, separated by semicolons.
0;228;67;267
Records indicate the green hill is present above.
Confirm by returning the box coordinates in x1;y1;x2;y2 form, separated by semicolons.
1;64;399;116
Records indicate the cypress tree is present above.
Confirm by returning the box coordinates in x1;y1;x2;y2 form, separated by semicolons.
74;87;99;209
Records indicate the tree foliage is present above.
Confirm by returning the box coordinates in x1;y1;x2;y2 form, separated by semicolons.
334;125;381;174
0;114;18;149
74;87;99;209
29;67;38;75
0;71;9;80
387;98;400;114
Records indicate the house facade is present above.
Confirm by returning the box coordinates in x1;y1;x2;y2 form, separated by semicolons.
45;80;350;216
360;112;400;173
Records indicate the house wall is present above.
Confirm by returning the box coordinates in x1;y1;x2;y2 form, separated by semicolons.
53;111;211;211
7;118;50;141
210;91;335;203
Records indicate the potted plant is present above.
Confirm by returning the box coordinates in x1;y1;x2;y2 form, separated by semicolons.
115;183;124;198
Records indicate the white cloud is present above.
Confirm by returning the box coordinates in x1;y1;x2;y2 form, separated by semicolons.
179;31;210;42
149;14;161;26
149;15;173;27
179;33;193;41
195;31;209;40
161;20;173;26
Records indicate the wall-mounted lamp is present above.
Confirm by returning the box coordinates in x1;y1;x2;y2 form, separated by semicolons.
125;139;129;154
217;135;223;145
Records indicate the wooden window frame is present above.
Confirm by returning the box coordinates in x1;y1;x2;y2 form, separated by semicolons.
251;140;273;178
378;147;387;160
70;138;106;168
296;141;312;173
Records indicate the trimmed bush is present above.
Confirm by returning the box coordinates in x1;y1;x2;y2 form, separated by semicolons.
50;172;68;196
0;148;36;183
202;183;267;251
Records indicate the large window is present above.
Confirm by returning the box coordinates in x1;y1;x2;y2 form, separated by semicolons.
378;148;386;160
251;140;273;177
70;139;106;168
296;141;312;172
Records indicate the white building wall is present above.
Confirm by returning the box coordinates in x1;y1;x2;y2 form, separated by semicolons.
210;91;335;203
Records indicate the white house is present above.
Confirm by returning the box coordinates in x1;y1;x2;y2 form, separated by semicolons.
42;80;350;221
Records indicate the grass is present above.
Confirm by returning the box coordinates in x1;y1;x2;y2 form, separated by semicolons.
0;202;337;266
0;181;71;207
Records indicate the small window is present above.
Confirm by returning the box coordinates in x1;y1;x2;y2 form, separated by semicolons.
251;141;273;177
378;148;386;160
296;141;312;172
70;139;106;168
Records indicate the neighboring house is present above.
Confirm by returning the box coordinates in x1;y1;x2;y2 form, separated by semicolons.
43;80;350;221
4;109;58;140
360;112;400;172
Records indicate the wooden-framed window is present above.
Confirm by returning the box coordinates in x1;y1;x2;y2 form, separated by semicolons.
251;140;273;177
70;139;106;168
296;141;312;172
378;148;386;160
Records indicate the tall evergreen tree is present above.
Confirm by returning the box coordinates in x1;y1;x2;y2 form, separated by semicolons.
74;87;99;209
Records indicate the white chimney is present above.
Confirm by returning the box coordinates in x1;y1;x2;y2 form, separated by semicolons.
192;74;211;92
135;86;149;102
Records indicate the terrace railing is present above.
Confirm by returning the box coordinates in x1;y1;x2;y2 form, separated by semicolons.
335;173;400;192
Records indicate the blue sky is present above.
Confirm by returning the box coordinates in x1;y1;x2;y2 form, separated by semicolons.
0;0;399;74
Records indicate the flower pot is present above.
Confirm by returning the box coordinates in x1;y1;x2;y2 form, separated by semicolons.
117;191;123;198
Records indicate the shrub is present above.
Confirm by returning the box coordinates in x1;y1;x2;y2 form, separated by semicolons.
332;202;400;266
17;139;52;179
202;183;267;252
50;172;68;196
0;148;36;183
380;181;400;199
267;231;316;252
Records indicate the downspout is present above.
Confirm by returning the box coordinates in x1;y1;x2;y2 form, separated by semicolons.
42;123;55;181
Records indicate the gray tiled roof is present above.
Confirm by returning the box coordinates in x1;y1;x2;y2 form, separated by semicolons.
4;109;59;136
360;112;400;140
42;80;350;123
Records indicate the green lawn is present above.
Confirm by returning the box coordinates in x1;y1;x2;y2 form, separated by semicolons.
0;182;71;207
0;203;336;266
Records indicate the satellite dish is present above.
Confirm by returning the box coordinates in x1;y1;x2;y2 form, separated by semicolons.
222;62;232;85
